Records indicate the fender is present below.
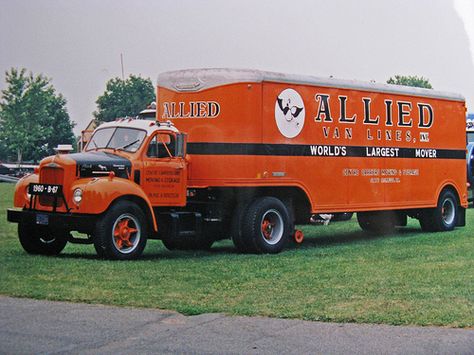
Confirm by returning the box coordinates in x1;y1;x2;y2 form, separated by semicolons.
72;177;158;232
13;173;39;208
436;179;468;209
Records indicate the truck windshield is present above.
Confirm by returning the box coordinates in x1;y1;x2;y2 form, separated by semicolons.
86;127;146;152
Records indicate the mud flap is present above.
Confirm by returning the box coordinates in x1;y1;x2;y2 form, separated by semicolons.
457;207;466;227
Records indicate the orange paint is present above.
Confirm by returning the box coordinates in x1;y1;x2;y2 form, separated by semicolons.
7;69;467;258
157;69;467;213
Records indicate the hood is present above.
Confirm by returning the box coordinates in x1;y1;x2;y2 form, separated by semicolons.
69;151;131;178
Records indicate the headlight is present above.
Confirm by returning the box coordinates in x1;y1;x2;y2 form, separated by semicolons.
73;188;83;204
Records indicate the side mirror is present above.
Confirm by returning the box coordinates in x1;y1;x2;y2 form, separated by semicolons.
176;133;187;158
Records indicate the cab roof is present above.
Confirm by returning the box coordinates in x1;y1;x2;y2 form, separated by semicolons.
96;118;178;135
158;68;464;102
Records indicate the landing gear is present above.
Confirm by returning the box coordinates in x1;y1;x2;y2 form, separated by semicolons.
293;229;304;244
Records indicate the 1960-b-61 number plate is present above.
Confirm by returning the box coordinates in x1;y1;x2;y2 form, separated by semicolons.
28;183;62;196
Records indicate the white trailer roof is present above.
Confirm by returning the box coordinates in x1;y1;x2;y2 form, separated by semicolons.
158;68;464;102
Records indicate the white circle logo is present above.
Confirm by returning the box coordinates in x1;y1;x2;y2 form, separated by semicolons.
274;88;305;138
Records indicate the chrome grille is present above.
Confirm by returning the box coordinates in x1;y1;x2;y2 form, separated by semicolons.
39;166;64;207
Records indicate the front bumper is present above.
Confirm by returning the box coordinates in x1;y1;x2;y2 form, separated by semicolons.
7;208;98;234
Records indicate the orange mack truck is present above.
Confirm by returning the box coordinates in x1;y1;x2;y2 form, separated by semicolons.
7;69;467;259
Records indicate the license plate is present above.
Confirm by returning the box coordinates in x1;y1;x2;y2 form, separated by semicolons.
36;213;49;225
28;183;62;196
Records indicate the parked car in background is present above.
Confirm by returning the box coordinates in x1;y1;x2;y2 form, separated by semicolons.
467;113;474;143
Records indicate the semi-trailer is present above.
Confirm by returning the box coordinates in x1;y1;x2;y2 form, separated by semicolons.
7;69;467;259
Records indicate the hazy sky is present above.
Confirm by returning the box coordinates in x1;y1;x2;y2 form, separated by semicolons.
1;0;474;134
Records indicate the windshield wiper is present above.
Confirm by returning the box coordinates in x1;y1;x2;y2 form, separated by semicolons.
115;139;139;151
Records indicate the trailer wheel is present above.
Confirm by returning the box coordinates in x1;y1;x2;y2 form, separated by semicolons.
332;212;354;222
18;222;67;255
357;211;396;234
241;197;290;254
93;201;147;260
419;189;458;232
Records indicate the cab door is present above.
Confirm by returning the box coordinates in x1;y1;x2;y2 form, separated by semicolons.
142;132;187;206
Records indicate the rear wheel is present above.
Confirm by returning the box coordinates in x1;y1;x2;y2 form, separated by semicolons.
419;189;458;232
231;201;252;252
93;201;148;260
18;222;67;255
241;197;291;254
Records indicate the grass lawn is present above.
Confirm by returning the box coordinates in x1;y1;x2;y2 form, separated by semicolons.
0;183;473;327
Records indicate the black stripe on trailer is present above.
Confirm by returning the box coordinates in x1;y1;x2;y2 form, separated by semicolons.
187;142;465;160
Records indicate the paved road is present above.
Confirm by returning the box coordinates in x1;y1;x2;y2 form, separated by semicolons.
0;296;473;354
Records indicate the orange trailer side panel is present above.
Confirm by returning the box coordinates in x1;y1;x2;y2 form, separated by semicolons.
158;70;467;213
159;83;265;184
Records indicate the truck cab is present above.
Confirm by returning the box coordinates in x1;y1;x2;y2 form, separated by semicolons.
7;119;192;259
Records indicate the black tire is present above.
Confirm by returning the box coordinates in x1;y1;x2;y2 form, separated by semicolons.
357;211;396;234
419;189;458;232
18;221;67;255
94;240;106;258
241;197;291;254
231;201;252;252
419;210;436;232
357;212;371;231
332;212;354;222
93;201;148;260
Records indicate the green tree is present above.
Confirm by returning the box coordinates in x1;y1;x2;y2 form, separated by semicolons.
387;75;433;89
0;68;75;163
94;75;155;122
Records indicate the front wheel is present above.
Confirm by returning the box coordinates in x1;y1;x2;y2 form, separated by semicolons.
93;201;148;260
18;222;67;255
241;197;291;254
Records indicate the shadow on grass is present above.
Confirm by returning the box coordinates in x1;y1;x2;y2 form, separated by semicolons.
54;239;238;262
56;249;236;262
56;253;102;261
53;225;424;261
299;226;422;248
